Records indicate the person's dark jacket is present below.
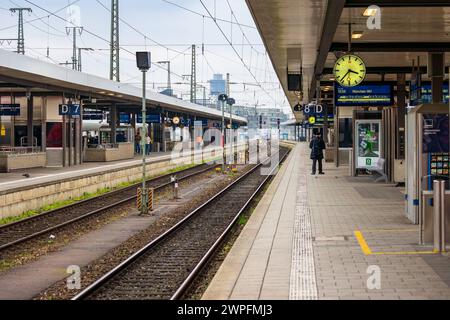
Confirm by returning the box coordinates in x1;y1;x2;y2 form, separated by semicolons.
310;137;326;160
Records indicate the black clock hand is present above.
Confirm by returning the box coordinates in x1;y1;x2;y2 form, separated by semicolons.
349;69;359;75
342;70;351;79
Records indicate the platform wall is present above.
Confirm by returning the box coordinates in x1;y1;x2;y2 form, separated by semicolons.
0;153;211;219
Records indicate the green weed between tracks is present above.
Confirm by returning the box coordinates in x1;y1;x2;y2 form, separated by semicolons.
0;163;201;226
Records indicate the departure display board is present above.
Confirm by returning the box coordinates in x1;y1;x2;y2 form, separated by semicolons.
335;84;393;107
420;84;449;104
0;104;20;116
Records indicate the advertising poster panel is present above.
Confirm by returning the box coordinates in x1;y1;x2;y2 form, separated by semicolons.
356;120;382;169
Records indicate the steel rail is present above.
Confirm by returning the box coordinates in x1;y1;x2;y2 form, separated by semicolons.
72;148;290;300
0;164;216;251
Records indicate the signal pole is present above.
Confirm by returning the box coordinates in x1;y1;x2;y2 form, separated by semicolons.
9;8;32;55
110;0;120;82
190;45;197;103
157;61;171;92
78;48;94;72
66;27;83;70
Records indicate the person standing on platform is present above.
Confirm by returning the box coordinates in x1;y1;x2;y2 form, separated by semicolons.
135;131;142;155
146;135;152;156
310;133;326;175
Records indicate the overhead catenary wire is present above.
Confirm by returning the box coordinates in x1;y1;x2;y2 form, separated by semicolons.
199;0;278;104
22;0;187;81
94;0;185;55
161;0;256;30
0;0;80;32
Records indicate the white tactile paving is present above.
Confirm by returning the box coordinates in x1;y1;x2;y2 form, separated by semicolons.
289;153;318;300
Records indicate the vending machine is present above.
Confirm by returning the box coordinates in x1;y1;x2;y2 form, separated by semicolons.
405;103;450;243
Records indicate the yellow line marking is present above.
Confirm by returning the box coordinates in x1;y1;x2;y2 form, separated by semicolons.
364;229;418;233
354;231;373;255
371;251;436;255
354;230;439;256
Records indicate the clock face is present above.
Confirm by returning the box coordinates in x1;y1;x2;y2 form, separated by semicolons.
333;54;366;87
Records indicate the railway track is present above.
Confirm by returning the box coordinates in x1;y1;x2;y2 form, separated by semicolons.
73;147;289;300
0;164;217;251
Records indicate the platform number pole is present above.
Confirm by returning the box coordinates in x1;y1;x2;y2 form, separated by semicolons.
136;52;151;215
218;94;228;172
140;69;149;215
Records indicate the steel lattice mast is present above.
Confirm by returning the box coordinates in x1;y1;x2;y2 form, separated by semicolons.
110;0;120;82
10;8;32;55
190;45;196;103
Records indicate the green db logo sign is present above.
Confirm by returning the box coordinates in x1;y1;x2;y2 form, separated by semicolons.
366;158;372;166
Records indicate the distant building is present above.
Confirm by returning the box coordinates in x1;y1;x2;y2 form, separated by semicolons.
210;74;226;96
231;105;289;129
160;88;174;97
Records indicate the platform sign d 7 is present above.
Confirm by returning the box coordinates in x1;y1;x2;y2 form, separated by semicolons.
59;104;81;116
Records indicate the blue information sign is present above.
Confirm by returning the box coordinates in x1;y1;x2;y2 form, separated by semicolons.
137;114;161;124
59;104;81;116
335;84;393;107
0;104;20;116
119;113;131;124
83;110;103;121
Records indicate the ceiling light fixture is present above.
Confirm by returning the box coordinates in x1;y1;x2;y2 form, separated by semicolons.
352;31;364;39
363;8;378;16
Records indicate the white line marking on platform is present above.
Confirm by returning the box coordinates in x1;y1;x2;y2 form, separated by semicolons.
289;151;318;300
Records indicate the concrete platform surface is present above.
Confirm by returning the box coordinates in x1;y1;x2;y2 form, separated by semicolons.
203;143;450;300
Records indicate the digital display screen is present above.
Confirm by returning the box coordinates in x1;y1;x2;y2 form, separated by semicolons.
423;114;449;154
335;84;393;107
420;84;449;103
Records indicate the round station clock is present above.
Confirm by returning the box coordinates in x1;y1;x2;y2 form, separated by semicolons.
333;54;366;87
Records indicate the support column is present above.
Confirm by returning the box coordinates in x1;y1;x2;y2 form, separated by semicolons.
429;52;445;104
396;74;406;160
75;100;82;165
62;98;67;167
110;104;117;143
41;96;47;152
69;116;74;166
27;93;33;149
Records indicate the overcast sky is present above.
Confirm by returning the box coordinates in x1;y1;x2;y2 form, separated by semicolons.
0;0;291;115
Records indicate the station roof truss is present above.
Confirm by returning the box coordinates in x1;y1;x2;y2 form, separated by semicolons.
246;0;450;120
0;50;247;124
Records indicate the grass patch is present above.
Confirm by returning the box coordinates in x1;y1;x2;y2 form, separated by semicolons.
238;214;249;226
0;260;14;272
0;163;205;227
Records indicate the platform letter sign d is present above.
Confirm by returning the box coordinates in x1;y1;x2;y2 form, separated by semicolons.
366;5;381;30
367;265;381;290
62;104;69;115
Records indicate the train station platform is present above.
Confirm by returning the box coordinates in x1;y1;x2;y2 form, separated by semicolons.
0;150;216;220
0;152;171;193
203;143;450;300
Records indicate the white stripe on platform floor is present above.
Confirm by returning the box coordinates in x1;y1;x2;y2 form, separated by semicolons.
289;151;318;300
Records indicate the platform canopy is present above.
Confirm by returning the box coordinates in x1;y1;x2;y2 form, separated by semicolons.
0;49;247;124
246;0;450;119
